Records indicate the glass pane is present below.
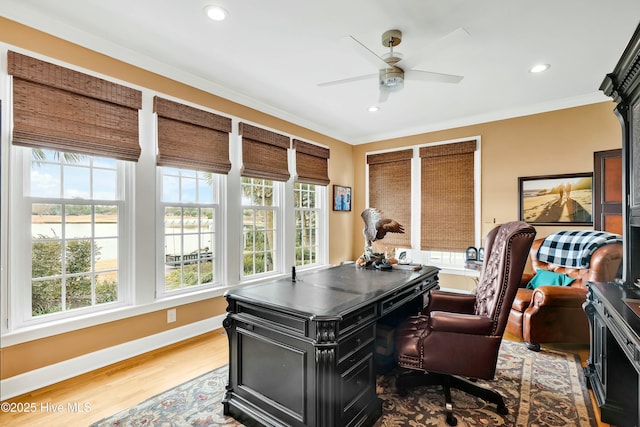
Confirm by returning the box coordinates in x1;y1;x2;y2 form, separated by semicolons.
63;165;91;199
31;162;61;198
32;240;62;278
198;174;214;204
163;175;180;202
93;168;117;200
200;233;214;258
32;204;62;238
181;177;197;203
66;274;92;309
96;205;118;230
262;181;273;206
96;273;118;304
200;208;214;233
181;169;197;178
243;254;254;275
255;253;265;273
165;267;182;290
92;156;117;169
95;237;118;271
308;188;316;207
165;207;183;236
264;210;275;230
197;260;213;285
65;205;92;239
66;240;93;274
165;235;183;265
62;152;90;165
32;279;62;316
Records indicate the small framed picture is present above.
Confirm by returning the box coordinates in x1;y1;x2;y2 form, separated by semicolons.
333;185;352;211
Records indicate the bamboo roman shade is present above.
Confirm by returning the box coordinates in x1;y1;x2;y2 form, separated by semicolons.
154;96;232;174
293;139;330;185
8;51;142;161
239;122;290;181
367;149;413;248
420;140;476;251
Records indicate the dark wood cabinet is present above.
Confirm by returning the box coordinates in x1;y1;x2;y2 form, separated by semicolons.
599;21;640;285
584;283;640;427
585;18;640;427
223;264;439;427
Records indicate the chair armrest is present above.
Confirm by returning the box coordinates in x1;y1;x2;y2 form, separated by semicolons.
429;311;494;335
530;286;588;308
520;273;534;287
423;290;476;315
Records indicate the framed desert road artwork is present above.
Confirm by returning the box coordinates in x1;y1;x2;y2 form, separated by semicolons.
518;172;593;225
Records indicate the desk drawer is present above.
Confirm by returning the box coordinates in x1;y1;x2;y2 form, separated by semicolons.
381;284;422;316
337;325;375;366
340;305;376;335
340;353;375;421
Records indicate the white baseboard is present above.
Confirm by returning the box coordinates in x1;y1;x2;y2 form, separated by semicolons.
0;314;226;400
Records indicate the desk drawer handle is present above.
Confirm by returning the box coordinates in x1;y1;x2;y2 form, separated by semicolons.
355;338;362;346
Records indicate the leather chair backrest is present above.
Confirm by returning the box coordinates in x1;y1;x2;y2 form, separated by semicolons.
474;221;536;336
529;238;623;289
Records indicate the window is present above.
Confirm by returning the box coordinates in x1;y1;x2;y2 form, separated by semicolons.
22;148;125;320
365;139;480;270
159;167;220;294
294;183;322;266
242;178;279;278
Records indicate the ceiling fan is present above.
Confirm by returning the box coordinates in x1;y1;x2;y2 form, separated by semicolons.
319;29;466;102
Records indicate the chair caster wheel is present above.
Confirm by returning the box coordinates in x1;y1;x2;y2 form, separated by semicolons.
525;342;541;352
497;404;508;415
446;414;458;426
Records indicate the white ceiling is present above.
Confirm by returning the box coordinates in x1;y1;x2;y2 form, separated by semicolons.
1;1;639;144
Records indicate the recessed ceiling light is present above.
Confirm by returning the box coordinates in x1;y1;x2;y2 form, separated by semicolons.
530;64;550;73
368;106;380;112
204;5;228;21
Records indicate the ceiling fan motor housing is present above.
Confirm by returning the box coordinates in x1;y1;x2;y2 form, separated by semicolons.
380;66;404;90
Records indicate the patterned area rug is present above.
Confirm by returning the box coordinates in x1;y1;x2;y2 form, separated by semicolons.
91;340;596;426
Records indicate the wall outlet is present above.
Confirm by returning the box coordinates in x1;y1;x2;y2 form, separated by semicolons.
167;308;177;323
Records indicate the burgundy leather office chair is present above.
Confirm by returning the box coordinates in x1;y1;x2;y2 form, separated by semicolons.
395;221;536;426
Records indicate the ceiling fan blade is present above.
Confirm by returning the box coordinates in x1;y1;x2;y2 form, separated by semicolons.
378;87;390;103
399;27;470;71
317;73;377;87
344;35;389;69
405;69;463;84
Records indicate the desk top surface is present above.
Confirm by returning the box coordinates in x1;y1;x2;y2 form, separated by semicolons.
225;264;439;318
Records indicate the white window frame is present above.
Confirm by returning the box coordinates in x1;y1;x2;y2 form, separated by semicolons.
240;177;284;281
156;167;224;298
9;146;132;329
293;182;326;269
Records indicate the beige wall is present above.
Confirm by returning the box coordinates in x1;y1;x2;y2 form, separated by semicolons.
0;17;622;381
351;102;622;286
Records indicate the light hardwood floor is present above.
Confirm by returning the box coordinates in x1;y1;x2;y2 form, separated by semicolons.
1;329;609;427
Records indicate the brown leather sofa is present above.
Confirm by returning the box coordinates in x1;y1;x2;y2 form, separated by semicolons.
506;237;622;351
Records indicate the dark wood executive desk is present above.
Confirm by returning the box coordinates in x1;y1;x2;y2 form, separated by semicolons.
223;263;439;427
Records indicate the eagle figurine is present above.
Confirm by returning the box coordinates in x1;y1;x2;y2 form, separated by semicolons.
361;207;405;249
